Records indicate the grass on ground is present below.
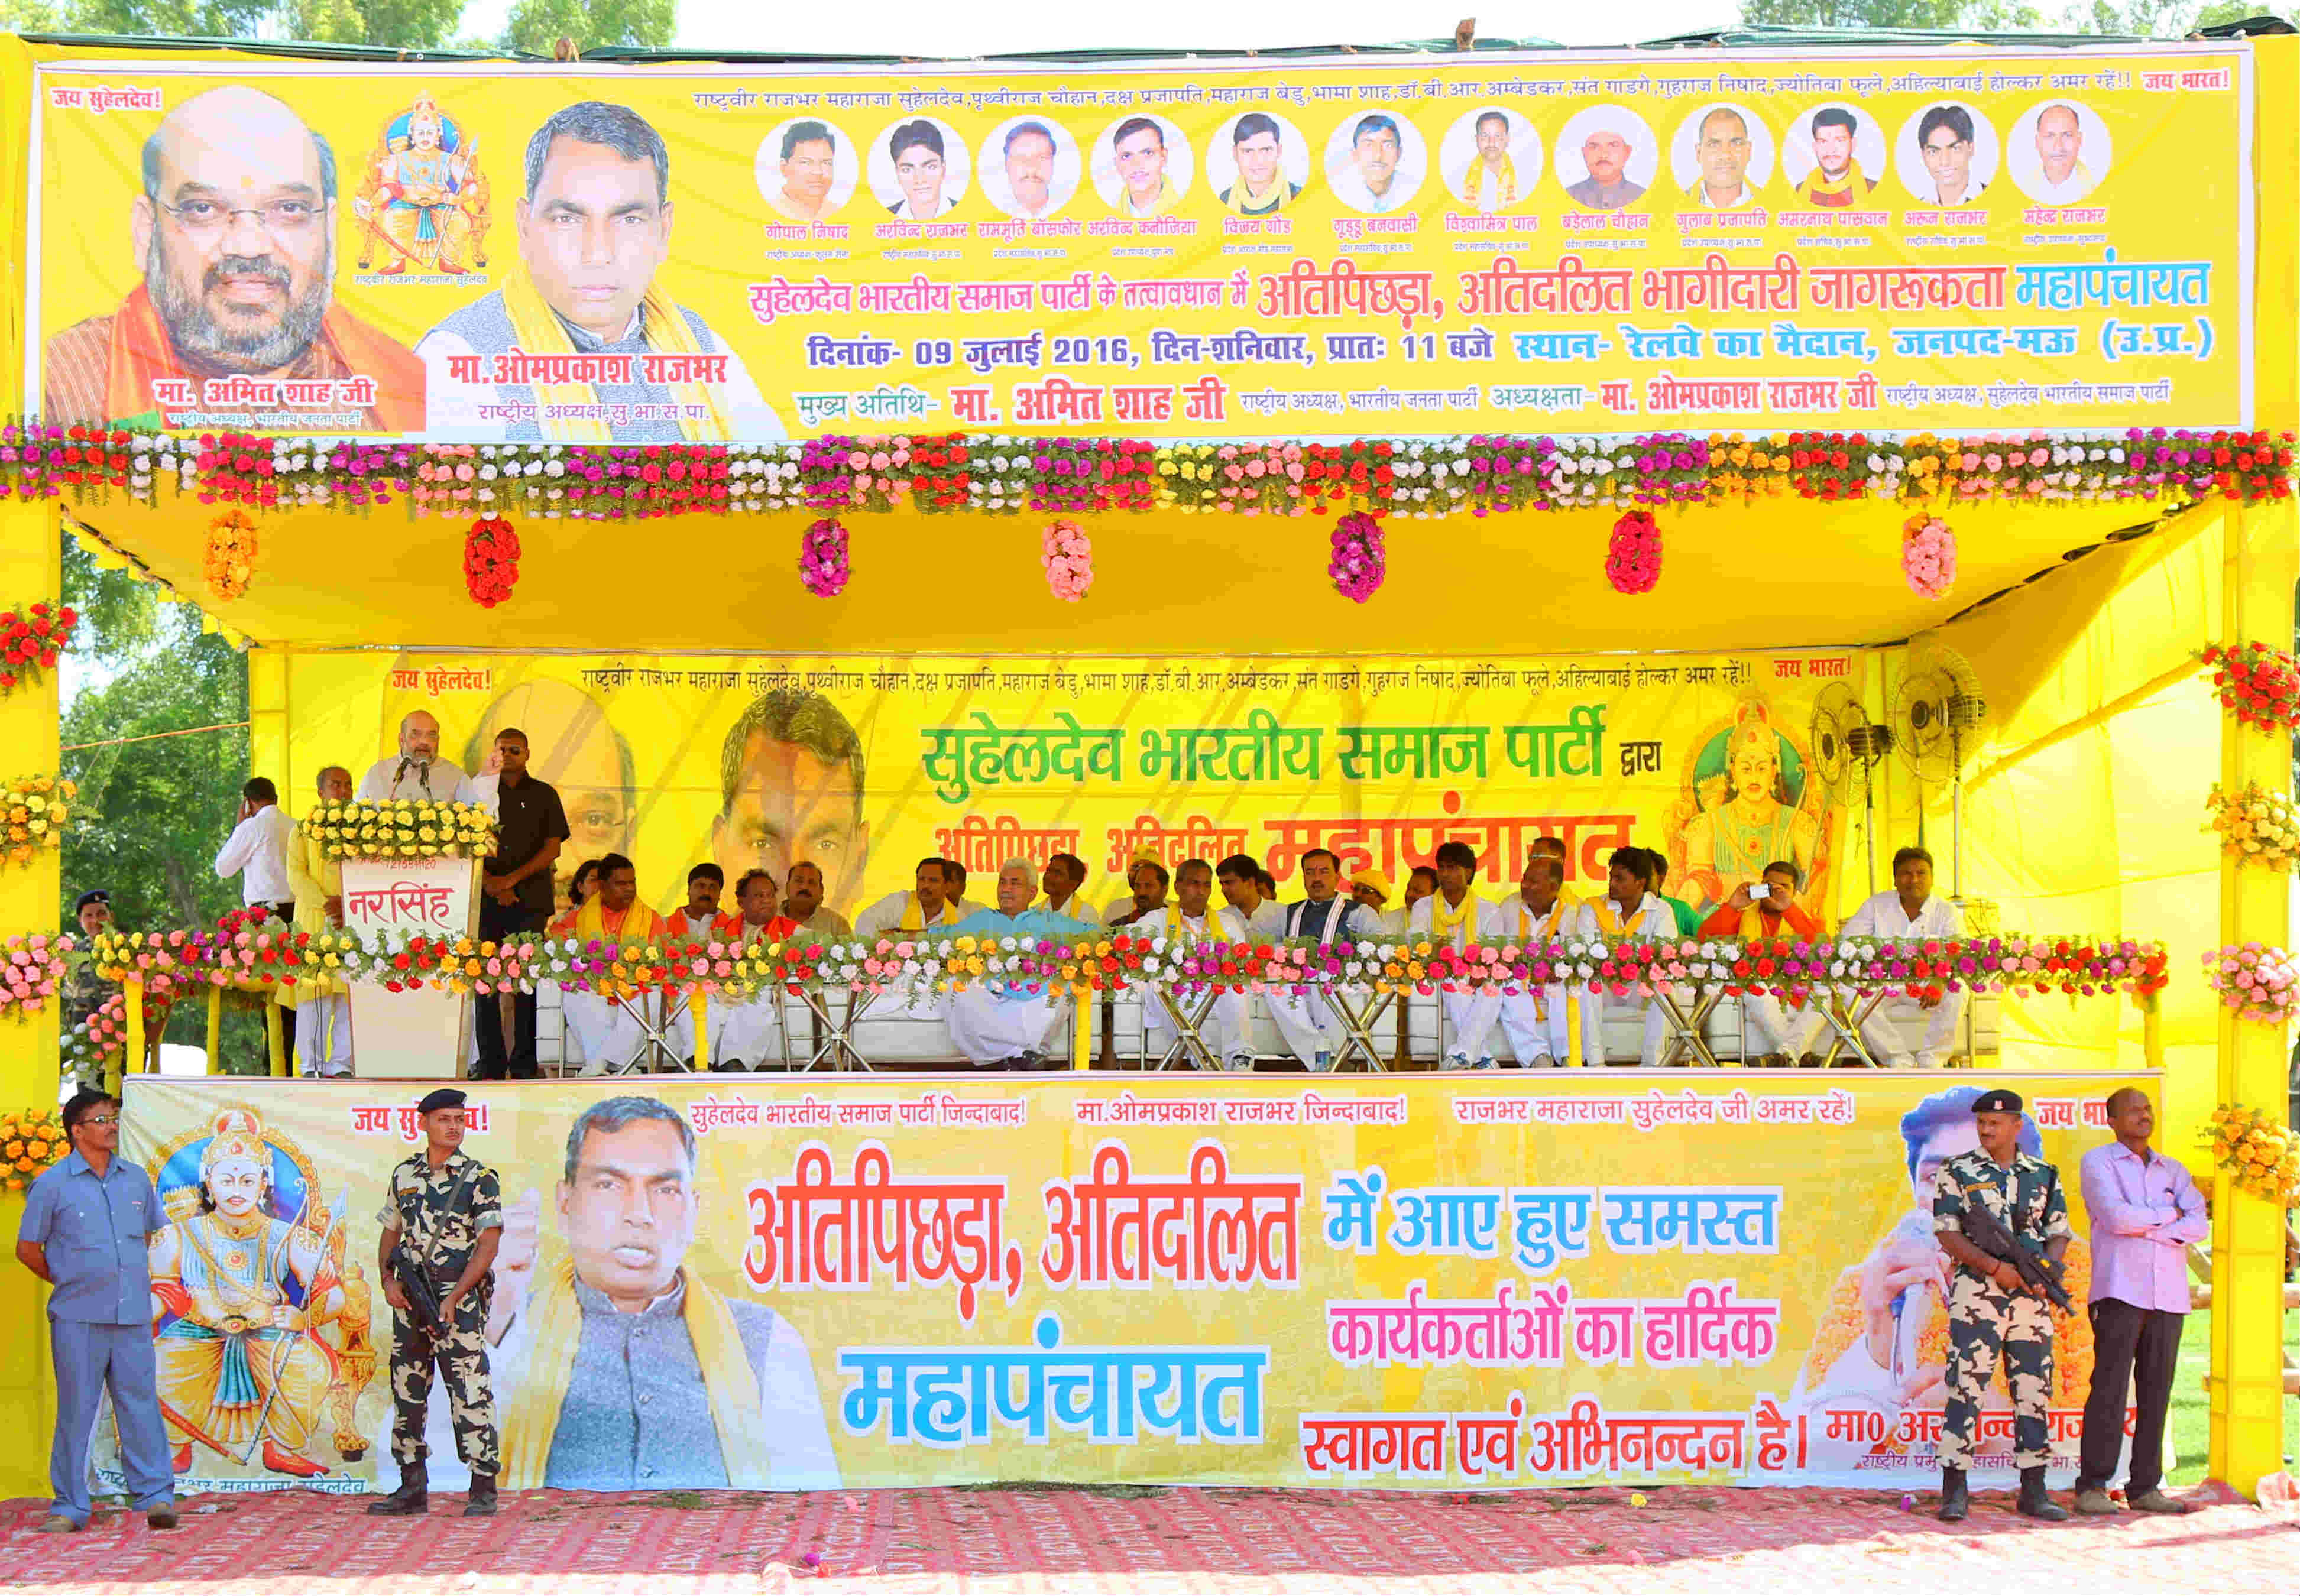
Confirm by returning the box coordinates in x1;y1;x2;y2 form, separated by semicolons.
2165;1307;2299;1485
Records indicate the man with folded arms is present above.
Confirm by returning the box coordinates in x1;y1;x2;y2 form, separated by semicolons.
2073;1088;2204;1517
932;858;1099;1068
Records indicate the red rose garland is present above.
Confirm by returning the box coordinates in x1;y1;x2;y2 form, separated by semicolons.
464;515;521;608
2202;641;2300;734
1606;510;1662;593
0;599;77;696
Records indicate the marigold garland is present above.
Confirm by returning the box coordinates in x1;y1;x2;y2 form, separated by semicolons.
463;514;521;607
1328;511;1385;602
203;508;258;600
0;1105;69;1190
2201;641;2300;735
1606;509;1662;594
1901;513;1957;599
1041;518;1094;601
2203;1104;2300;1208
302;798;498;861
2;774;74;870
799;516;850;597
0;599;76;696
2205;782;2300;871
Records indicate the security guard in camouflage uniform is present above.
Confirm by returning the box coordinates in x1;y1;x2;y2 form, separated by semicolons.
368;1088;504;1518
1929;1088;2072;1524
63;890;119;1092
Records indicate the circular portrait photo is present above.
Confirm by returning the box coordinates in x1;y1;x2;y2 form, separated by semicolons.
2005;98;2113;205
1780;103;1887;207
1669;103;1775;212
1437;105;1543;212
1203;109;1312;218
1894;102;2001;208
867;115;971;221
1323;110;1427;215
980;116;1083;221
1552;105;1660;213
1089;113;1194;218
755;116;859;223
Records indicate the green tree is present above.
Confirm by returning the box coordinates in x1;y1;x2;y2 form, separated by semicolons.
500;0;672;55
1739;0;2043;25
277;0;467;48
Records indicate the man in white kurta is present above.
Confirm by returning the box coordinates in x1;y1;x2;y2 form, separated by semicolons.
932;860;1101;1067
854;859;964;939
357;709;481;803
1213;855;1287;1072
1489;854;1586;1068
1586;848;1678;1065
1139;860;1236;1066
1270;849;1385;1071
1407;842;1504;1070
1842;846;1965;1068
1104;855;1170;926
1350;867;1403;936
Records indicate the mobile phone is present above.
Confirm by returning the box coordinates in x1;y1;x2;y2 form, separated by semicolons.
1748;883;1771;902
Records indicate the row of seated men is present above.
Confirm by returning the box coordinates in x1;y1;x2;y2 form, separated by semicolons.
534;837;1968;1075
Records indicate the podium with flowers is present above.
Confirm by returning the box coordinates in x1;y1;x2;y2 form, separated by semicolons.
304;799;494;1078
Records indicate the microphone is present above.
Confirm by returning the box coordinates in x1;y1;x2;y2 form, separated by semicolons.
391;756;410;795
414;758;433;797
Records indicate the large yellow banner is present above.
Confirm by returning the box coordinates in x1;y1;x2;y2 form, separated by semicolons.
105;1073;2152;1495
280;648;1859;923
29;43;2251;439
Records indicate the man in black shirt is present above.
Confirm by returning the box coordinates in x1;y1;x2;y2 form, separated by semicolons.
474;728;569;1081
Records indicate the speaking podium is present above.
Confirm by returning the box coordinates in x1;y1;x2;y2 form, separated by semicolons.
342;854;478;1078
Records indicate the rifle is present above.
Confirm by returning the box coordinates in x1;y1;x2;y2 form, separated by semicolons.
1958;1195;2074;1312
388;1162;478;1336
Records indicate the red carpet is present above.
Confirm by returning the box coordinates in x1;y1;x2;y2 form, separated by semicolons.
3;1485;2293;1593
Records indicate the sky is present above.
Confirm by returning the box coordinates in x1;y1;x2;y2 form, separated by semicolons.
456;0;1741;55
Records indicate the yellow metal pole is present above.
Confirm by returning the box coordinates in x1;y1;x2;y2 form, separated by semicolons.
205;985;223;1076
1074;985;1092;1071
116;973;143;1100
2206;501;2295;1497
265;998;287;1077
691;987;707;1068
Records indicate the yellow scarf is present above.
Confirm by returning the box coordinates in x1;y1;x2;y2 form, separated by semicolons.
498;264;731;444
1459;155;1518;209
1592;896;1648;936
500;1255;770;1489
1125;176;1179;218
1160;904;1219;941
899;896;958;933
1223;175;1292;215
572;898;662;945
1431;889;1480;946
1805;166;1866;200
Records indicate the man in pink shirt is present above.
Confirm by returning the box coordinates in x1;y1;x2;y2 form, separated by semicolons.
2075;1087;2206;1516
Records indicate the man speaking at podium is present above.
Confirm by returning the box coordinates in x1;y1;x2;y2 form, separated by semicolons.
360;711;482;804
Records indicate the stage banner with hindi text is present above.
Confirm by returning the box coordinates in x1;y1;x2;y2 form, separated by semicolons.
28;42;2250;440
103;1072;2154;1497
280;648;1861;925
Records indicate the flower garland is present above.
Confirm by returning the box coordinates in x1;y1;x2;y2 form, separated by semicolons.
464;514;521;607
1901;513;1957;599
203;508;258;600
299;798;498;861
1328;511;1385;602
22;427;2295;525
799;516;850;597
1607;510;1662;594
2205;782;2300;870
1;1106;69;1192
69;972;178;1081
2;774;74;868
2201;942;2300;1026
2201;641;2300;735
1041;518;1094;601
0;600;77;696
2203;1104;2300;1208
1;933;67;1018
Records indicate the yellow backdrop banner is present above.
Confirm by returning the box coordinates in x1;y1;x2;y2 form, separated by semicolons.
102;1073;2155;1496
29;43;2252;439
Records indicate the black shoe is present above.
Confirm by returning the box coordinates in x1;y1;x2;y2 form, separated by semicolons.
1936;1466;1968;1522
365;1462;428;1516
464;1471;497;1517
2016;1466;2069;1522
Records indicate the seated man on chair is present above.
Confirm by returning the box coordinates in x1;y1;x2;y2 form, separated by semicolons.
1587;846;1676;1066
932;858;1100;1069
709;869;797;1071
1492;852;1586;1068
1844;846;1964;1068
1407;841;1502;1071
854;857;963;938
1269;848;1385;1072
1139;858;1238;1066
549;853;663;1076
1701;858;1826;1066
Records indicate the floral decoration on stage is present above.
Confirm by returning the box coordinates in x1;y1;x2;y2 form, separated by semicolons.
463;514;520;607
1900;513;1957;599
1;1105;69;1190
2201;640;2300;734
2205;782;2299;870
29;427;2298;527
1606;510;1662;595
1041;518;1094;601
202;508;258;601
3;774;74;868
2203;1104;2300;1208
299;798;498;861
1327;511;1385;602
2201;942;2299;1026
1;933;67;1019
0;600;77;696
69;969;178;1083
799;516;851;597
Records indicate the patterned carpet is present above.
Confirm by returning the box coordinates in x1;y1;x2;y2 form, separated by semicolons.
4;1484;2295;1594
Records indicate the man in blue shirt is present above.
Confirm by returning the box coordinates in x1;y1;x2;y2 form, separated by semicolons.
933;858;1102;1069
15;1089;177;1532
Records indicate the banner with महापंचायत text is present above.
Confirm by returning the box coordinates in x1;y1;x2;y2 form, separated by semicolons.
29;43;2250;442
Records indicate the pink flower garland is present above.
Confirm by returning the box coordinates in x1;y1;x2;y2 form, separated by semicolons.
1041;518;1093;601
1901;513;1957;599
1606;510;1661;593
799;517;850;597
1328;512;1385;602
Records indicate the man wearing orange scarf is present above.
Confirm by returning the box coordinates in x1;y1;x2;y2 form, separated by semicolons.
548;853;663;1076
1700;859;1826;1065
707;869;798;1070
42;86;423;434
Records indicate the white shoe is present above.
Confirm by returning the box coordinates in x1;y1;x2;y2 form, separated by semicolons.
1443;1052;1472;1072
1223;1052;1256;1074
1472;1056;1498;1072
